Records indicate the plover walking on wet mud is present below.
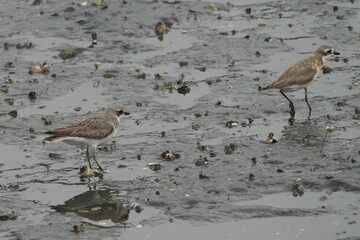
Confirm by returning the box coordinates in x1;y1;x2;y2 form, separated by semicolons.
43;105;129;172
259;45;340;118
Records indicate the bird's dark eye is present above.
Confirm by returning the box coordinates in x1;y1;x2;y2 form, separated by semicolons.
118;110;124;115
326;49;332;54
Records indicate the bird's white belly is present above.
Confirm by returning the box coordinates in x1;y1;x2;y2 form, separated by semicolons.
62;128;118;148
280;84;309;92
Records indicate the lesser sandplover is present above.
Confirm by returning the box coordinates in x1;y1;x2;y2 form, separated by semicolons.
259;45;340;118
43;105;129;172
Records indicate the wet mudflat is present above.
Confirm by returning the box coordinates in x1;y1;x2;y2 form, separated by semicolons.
0;0;359;239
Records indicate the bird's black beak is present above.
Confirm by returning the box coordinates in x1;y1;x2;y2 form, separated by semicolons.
333;51;340;55
124;112;130;115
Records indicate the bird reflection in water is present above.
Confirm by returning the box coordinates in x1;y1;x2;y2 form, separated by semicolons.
52;189;131;223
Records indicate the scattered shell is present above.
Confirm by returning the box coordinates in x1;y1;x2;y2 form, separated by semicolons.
8;110;17;118
162;18;174;28
91;32;97;45
332;56;340;62
4;76;15;84
225;120;239;128
292;184;305;197
197;142;209;151
207;4;216;10
32;0;42;6
16;42;34;49
0;211;17;221
177;85;190;95
103;73;115;78
353;108;360;120
13;99;23;106
90;0;103;6
48;153;62;159
59;49;78;60
135;72;146;79
95;62;102;70
322;66;332;74
195;157;209;166
325;126;336;132
79;165;103;180
241;118;253;127
154;73;166;80
352;80;359;86
199;172;210;179
4;98;14;105
148;163;161;171
73;107;81;112
224;144;235;154
73;224;85;233
195;66;207;72
41;117;52;126
156;82;173;90
179;61;188;67
155;22;165;36
336;15;344;20
291;131;299;137
28;91;37;100
4;62;14;68
261;132;278;144
0;85;9;93
161;151;180;160
64;7;76;12
248;173;255;181
30;62;49;74
129;203;143;213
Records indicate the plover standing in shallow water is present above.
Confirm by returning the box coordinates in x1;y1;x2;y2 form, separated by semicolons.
259;45;340;118
43;105;129;172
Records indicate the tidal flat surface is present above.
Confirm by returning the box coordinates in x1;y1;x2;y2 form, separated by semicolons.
0;0;359;239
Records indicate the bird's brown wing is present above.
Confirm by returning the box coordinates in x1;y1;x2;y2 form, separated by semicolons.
46;115;115;140
266;57;319;89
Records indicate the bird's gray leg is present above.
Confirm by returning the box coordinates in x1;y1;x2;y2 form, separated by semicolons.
92;152;104;172
86;147;93;169
304;88;312;117
280;90;295;118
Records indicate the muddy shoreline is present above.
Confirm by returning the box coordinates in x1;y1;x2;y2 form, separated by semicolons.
0;0;359;239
